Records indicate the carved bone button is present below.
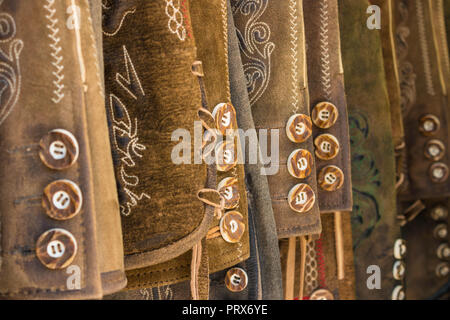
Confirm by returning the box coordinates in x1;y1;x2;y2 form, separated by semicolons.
212;103;237;136
430;205;448;221
437;243;450;260
217;177;240;210
310;288;334;300
419;114;440;136
219;211;245;243
42;179;83;220
287;149;314;179
435;262;449;277
393;261;406;280
314;134;340;161
393;239;407;259
312;102;339;129
425;139;445;161
36;228;77;269
392;285;406;300
433;224;448;240
318;165;344;191
288;183;315;213
286;114;312;143
215;140;237;172
225;267;248;292
429;162;449;183
39;129;79;170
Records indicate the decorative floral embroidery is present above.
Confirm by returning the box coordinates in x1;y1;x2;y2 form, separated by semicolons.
231;0;275;106
108;46;149;217
102;0;136;37
0;1;23;126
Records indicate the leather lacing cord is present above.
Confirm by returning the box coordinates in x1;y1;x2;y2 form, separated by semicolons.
394;141;408;190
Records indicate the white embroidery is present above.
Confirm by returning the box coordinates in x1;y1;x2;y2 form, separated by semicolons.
44;0;65;104
416;0;435;96
102;1;136;37
319;0;332;100
165;0;186;41
232;0;275;106
116;45;145;100
0;5;23;127
289;0;299;113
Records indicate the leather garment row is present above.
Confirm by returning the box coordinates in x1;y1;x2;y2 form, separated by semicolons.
0;0;448;300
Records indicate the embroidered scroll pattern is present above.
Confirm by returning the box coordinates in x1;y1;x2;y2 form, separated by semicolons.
165;0;186;41
396;1;417;116
0;1;23;127
44;0;64;104
102;0;136;37
231;0;275;106
319;0;332;100
109;46;149;217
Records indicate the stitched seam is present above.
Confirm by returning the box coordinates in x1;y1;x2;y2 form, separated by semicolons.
85;6;104;98
44;0;65;104
289;0;299;113
319;0;332;100
416;0;435;96
221;0;231;102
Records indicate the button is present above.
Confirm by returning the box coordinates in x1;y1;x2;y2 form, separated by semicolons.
429;162;449;183
314;134;340;161
287;149;313;179
433;224;448;240
225;267;248;292
393;261;406;280
435;262;449;277
392;285;405;300
393;239;407;259
419;114;440;136
318;165;344;191
217;177;240;209
310;288;334;300
437;243;450;260
215;140;237;172
311;102;339;129
286;114;313;143
288;183;315;213
36;228;77;269
39;129;79;170
42;180;83;220
212;103;237;136
430;205;448;221
425;139;445;161
219;211;245;243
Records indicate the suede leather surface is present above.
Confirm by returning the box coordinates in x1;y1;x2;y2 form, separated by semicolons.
189;0;250;276
227;0;283;300
102;0;210;275
303;0;353;214
339;0;400;300
231;0;322;238
395;0;450;201
0;0;108;299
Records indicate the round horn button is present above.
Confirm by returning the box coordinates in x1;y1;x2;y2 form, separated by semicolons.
220;211;245;243
36;228;77;269
39;129;79;170
312;102;339;129
287;149;314;179
215;140;238;172
310;288;334;300
217;177;240;210
314;134;340;161
318;165;344;191
288;183;316;213
225;267;248;292
42;180;83;220
286;114;313;143
212;103;237;136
